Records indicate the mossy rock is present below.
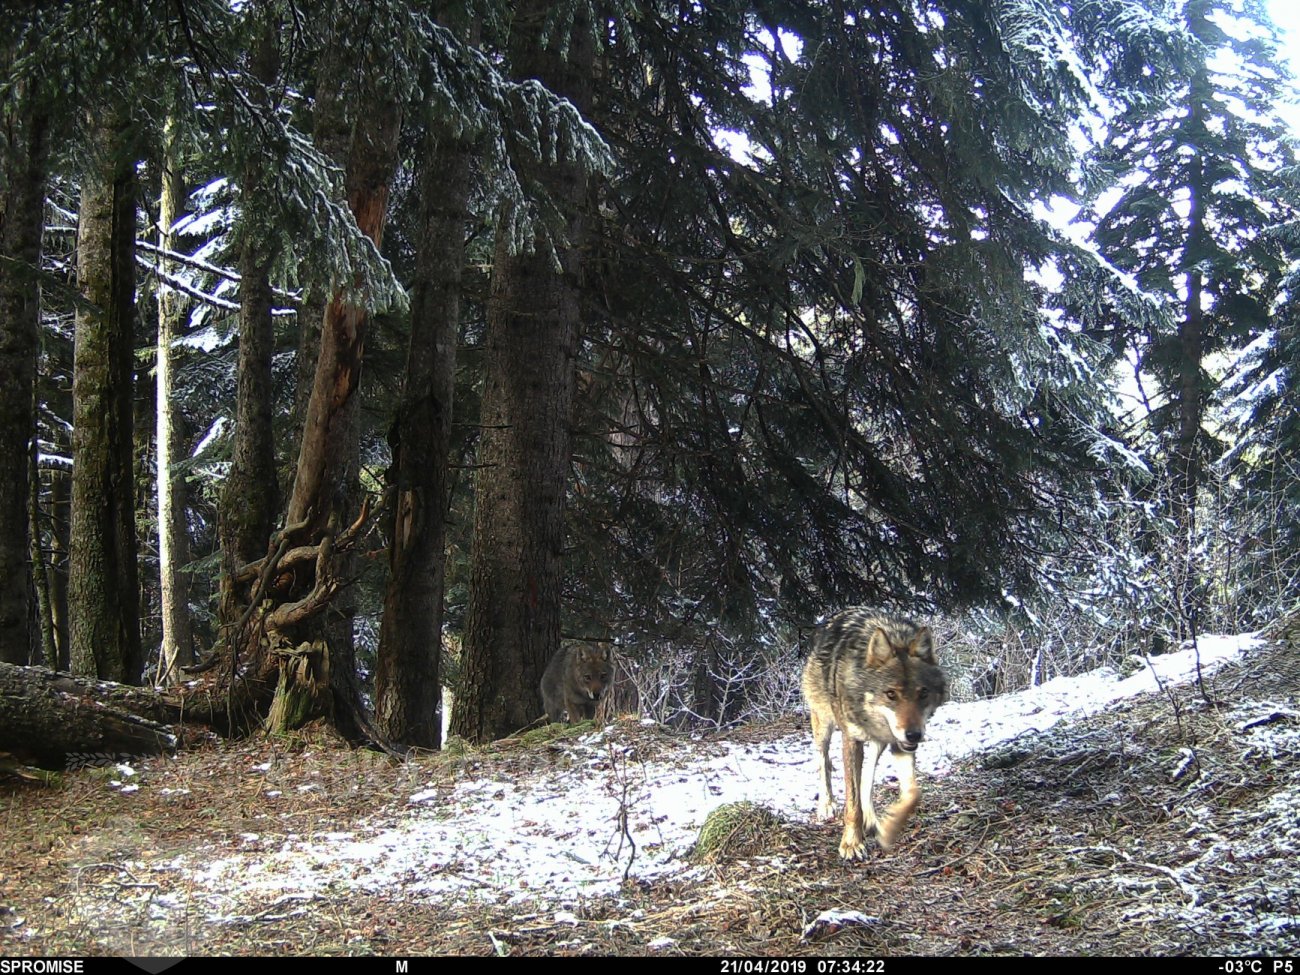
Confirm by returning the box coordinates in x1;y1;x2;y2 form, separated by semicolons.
981;746;1033;770
693;801;790;863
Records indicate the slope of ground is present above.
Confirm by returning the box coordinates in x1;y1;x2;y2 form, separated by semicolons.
1;629;1295;956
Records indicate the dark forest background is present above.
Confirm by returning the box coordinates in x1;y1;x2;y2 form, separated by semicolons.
2;0;1297;750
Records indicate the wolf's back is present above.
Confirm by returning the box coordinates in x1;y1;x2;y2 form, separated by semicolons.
804;609;929;691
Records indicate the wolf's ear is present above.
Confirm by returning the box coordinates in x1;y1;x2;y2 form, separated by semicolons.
867;628;896;665
908;627;936;663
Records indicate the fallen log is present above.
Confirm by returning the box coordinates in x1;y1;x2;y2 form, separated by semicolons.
0;662;180;770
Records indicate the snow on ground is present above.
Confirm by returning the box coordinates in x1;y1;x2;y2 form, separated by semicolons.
1120;694;1300;947
184;633;1260;915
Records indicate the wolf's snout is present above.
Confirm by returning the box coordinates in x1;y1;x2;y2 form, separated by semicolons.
905;730;923;744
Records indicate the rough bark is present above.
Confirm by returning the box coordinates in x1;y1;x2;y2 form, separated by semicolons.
252;82;400;735
69;116;142;684
206;13;401;739
374;123;472;749
222;236;277;553
285;141;398;533
47;461;70;670
220;22;281;601
290;30;346;481
0;73;49;665
282;30;362;704
29;455;72;671
451;0;595;742
29;446;53;668
134;292;158;657
156;117;193;685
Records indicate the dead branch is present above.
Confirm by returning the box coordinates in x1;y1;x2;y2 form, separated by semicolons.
264;517;339;632
232;497;372;588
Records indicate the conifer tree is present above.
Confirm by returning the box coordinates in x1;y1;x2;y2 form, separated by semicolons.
1090;0;1293;510
1087;0;1294;634
374;8;479;750
1231;173;1300;615
0;23;52;665
452;0;601;742
566;0;1134;667
220;3;283;586
69;111;143;683
155;115;194;684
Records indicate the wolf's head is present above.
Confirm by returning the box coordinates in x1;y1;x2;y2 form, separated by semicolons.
865;625;947;751
571;646;611;702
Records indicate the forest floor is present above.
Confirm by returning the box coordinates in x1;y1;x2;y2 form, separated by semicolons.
1;623;1297;958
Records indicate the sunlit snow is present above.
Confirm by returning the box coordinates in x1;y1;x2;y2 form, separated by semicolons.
185;633;1259;912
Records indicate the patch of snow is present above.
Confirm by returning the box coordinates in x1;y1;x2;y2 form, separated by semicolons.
802;909;881;942
1108;695;1300;952
178;634;1260;916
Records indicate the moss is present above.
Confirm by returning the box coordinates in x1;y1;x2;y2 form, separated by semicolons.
693;801;788;863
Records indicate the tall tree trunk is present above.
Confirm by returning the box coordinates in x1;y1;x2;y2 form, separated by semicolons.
289;22;349;491
213;12;401;736
264;93;400;734
219;179;278;566
1175;253;1204;642
1177;255;1206;520
375;122;472;749
451;0;595;742
293;29;358;687
220;23;280;603
29;447;54;668
1171;57;1211;641
134;303;158;660
48;459;70;670
0;74;49;665
69;116;142;684
1177;62;1211;522
156;117;193;684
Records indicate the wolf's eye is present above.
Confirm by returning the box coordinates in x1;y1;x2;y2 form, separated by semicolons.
885;689;898;701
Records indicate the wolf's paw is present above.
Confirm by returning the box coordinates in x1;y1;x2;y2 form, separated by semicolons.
838;829;870;860
815;797;837;822
875;816;902;852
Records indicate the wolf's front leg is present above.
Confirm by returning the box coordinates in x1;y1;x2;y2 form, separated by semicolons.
876;747;920;851
810;709;838;821
838;736;870;859
858;738;885;839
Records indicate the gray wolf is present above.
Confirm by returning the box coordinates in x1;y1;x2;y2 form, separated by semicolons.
541;644;610;723
801;609;947;858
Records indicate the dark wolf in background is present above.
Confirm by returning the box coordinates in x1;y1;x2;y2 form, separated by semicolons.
801;609;947;858
541;644;611;723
